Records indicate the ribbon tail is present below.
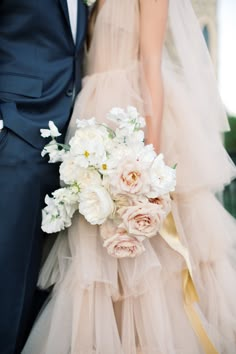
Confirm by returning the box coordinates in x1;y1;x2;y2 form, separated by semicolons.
159;212;219;354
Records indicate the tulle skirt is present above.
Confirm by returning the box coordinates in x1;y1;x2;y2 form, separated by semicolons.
22;64;236;354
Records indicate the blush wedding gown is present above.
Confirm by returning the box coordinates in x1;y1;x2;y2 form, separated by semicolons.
23;0;236;353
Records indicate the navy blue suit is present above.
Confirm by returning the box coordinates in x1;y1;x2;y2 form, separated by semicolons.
0;1;87;353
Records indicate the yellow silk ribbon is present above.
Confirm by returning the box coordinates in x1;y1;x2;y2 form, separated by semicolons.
160;212;219;354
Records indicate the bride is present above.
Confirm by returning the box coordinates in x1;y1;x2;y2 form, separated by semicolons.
23;0;236;353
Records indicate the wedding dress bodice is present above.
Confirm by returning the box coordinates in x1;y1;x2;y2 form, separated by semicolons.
68;0;236;195
86;0;140;75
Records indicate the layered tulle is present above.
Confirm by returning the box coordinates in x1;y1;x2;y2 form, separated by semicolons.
23;0;236;353
23;192;236;354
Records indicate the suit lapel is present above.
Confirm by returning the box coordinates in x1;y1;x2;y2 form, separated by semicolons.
59;0;88;48
76;0;88;49
58;0;74;43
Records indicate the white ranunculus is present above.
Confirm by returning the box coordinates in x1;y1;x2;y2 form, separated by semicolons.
147;154;176;198
69;126;108;168
60;153;102;186
40;121;61;138
79;186;114;225
98;159;117;175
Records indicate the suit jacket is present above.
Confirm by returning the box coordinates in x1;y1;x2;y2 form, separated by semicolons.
0;0;88;148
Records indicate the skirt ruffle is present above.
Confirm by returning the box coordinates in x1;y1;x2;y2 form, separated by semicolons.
22;191;236;354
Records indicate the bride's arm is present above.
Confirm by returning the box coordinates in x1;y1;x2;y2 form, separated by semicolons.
139;0;169;153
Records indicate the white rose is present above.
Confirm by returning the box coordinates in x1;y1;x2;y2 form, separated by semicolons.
79;186;114;225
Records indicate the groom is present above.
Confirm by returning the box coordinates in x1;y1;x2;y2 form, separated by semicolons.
0;1;87;353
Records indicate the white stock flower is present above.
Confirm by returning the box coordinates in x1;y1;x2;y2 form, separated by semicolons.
125;130;145;144
147;154;176;198
41;141;65;163
41;187;80;234
79;186;114;225
126;106;146;128
42;208;66;234
52;187;79;215
107;107;128;125
40;121;61;138
107;106;146;133
76;117;96;128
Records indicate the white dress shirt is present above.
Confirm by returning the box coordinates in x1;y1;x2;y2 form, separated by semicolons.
67;0;78;43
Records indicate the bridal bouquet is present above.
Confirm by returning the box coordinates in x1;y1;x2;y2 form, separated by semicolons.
40;107;176;258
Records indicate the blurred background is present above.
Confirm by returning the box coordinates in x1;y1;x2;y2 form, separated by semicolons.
192;0;236;217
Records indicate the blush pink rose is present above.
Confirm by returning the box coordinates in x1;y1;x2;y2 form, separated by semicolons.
109;160;150;195
119;203;165;238
103;231;145;258
148;194;172;216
